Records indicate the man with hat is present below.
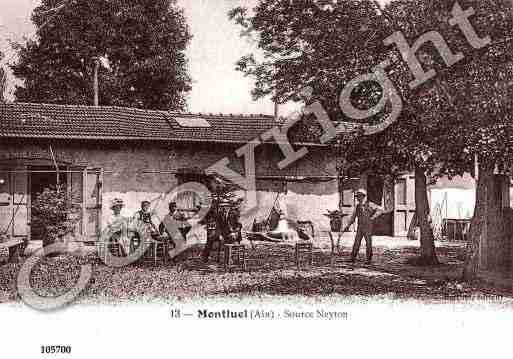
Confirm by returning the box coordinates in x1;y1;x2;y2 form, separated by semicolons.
131;200;161;250
342;189;384;264
159;201;192;260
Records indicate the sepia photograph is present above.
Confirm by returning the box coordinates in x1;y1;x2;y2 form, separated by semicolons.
0;0;512;357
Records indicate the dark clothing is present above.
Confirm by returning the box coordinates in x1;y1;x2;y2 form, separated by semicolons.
346;200;383;262
346;201;383;233
351;231;373;262
201;208;242;262
201;222;220;262
135;210;160;238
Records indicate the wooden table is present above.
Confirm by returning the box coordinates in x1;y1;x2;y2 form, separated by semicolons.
0;239;25;263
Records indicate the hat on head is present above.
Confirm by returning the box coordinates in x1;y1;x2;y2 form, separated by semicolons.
355;189;367;197
141;200;151;207
110;198;124;209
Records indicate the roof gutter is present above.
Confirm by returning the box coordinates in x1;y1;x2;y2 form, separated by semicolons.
0;134;335;147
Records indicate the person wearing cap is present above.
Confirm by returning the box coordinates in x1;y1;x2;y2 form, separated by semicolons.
132;200;160;247
342;189;384;264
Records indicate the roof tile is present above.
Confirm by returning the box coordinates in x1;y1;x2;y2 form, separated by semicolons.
0;102;280;143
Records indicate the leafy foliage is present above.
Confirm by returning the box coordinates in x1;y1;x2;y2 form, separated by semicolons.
383;0;513;174
31;184;82;243
231;0;513;267
231;0;513;177
0;64;6;103
11;0;192;110
200;177;243;226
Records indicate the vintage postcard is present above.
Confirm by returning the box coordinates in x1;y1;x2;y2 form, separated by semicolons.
0;0;512;357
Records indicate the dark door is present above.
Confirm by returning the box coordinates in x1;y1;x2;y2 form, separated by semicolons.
29;166;67;241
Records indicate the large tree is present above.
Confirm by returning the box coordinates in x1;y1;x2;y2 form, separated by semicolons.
11;0;192;110
231;0;513;269
0;61;6;102
383;0;513;276
229;0;443;264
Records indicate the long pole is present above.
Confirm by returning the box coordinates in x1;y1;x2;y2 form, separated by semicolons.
49;145;60;185
93;57;100;106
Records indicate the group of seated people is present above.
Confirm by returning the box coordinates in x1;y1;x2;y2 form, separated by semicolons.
103;197;245;263
104;198;191;259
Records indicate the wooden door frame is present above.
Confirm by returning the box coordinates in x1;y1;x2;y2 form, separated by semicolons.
394;174;416;237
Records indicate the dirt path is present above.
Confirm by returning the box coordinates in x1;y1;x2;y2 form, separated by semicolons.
1;240;512;304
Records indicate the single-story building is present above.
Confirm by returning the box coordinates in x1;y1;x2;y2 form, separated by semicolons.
0;102;511;276
0;102;343;242
0;102;419;241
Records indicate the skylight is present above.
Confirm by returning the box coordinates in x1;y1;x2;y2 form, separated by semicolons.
174;116;211;128
19;113;53;123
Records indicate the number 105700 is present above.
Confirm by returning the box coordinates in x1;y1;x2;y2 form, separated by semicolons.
41;346;72;354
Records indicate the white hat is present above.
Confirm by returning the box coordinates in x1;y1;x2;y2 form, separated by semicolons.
355;189;367;196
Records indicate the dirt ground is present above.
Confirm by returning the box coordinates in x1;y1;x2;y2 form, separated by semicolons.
1;236;512;305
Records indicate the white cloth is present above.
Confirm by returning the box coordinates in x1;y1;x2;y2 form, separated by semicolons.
105;213;131;255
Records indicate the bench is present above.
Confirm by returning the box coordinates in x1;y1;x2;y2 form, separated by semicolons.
0;239;25;263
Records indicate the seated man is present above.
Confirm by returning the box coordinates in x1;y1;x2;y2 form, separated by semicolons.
131;200;160;246
224;207;243;244
201;205;242;262
159;202;192;260
200;203;222;262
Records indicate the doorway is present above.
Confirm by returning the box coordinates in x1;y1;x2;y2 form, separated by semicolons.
29;166;67;241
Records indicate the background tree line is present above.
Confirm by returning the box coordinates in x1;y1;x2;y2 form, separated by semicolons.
9;0;192;110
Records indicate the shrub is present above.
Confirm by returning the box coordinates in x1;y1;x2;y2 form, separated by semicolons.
31;184;82;251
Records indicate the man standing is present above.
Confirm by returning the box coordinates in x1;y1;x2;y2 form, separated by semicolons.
342;189;384;264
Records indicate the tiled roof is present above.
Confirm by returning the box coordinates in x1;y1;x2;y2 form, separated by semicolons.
0;102;282;144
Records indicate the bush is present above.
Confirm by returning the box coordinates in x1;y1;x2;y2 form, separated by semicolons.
31;185;82;253
324;210;343;232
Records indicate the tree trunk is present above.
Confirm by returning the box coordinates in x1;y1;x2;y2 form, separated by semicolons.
383;174;395;213
414;166;439;265
462;162;500;280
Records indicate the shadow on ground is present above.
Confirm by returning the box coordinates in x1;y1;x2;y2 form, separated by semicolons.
1;241;512;303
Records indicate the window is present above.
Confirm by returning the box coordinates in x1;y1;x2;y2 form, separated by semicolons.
396;178;407;205
174;116;211;128
341;179;359;207
342;190;354;206
176;191;202;212
0;169;10;204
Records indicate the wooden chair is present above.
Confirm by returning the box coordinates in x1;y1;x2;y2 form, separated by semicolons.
107;236;123;257
327;216;346;265
222;243;247;272
141;237;169;266
295;221;315;269
0;239;24;263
